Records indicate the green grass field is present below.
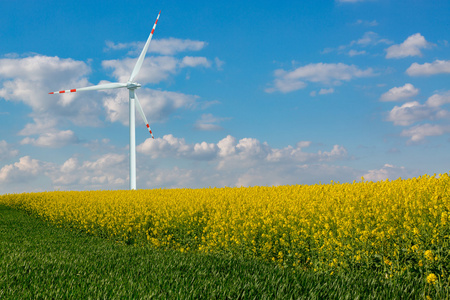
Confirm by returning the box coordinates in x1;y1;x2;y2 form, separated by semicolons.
0;204;446;299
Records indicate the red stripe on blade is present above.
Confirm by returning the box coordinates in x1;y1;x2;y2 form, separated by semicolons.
151;29;155;34
59;91;65;93
49;92;54;94
70;89;76;93
146;124;150;128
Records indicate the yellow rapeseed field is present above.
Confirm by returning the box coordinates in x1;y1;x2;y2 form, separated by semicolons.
1;173;449;281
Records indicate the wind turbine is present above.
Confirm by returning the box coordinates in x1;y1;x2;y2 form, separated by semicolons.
49;11;161;190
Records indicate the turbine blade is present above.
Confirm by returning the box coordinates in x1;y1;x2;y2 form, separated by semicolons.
49;82;127;94
128;11;161;82
135;93;154;139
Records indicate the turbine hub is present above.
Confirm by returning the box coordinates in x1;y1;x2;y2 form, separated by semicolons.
126;82;141;90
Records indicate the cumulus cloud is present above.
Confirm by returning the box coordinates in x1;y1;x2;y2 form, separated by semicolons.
136;134;217;160
348;50;366;57
0;153;128;192
102;56;178;84
0;156;45;184
102;87;198;125
354;20;378;27
380;83;419;101
400;124;450;143
20;129;79;148
384;90;450;142
194;113;229;131
323;32;391;56
385;33;433;59
406;60;450;76
214;57;225;70
0;55;107;143
266;63;374;93
387;101;436;126
50;154;128;189
180;56;211;68
0;133;354;193
135;134;352;188
0;140;19;160
354;31;391;47
137;134;348;171
0;55;96;116
426;91;450;107
103;55;216;84
310;88;335;97
319;88;335;95
362;164;414;182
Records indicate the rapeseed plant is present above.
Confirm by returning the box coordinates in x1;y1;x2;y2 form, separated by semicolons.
1;173;449;283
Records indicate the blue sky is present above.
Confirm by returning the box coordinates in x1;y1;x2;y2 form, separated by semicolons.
1;0;449;193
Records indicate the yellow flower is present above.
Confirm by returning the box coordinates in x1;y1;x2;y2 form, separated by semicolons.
1;172;449;275
426;273;438;285
424;250;434;261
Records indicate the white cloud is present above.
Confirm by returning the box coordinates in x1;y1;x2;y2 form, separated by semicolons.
147;167;195;188
136;134;217;160
136;135;350;188
383;90;450;142
0;156;45;184
102;56;179;84
0;55;106;141
0;140;19;160
426;91;450;107
105;38;207;56
310;88;335;97
180;56;211;68
362;164;414;182
102;55;215;84
265;77;307;93
20;129;79;148
406;60;450;76
0;55;94;114
385;33;433;59
50;154;128;189
266;63;374;93
323;32;391;56
319;88;335;95
215;57;225;70
102;88;198;126
0;134;354;193
217;135;237;157
348;50;366;56
354;32;391;47
400;124;450;143
150;38;207;55
0;153;128;192
354;20;378;27
387;101;435;126
380;83;419;101
194;113;229;131
137;134;348;171
386;90;450;127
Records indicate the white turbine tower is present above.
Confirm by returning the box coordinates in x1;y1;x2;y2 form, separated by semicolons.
49;11;161;190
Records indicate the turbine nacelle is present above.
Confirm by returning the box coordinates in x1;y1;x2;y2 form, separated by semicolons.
127;82;141;90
